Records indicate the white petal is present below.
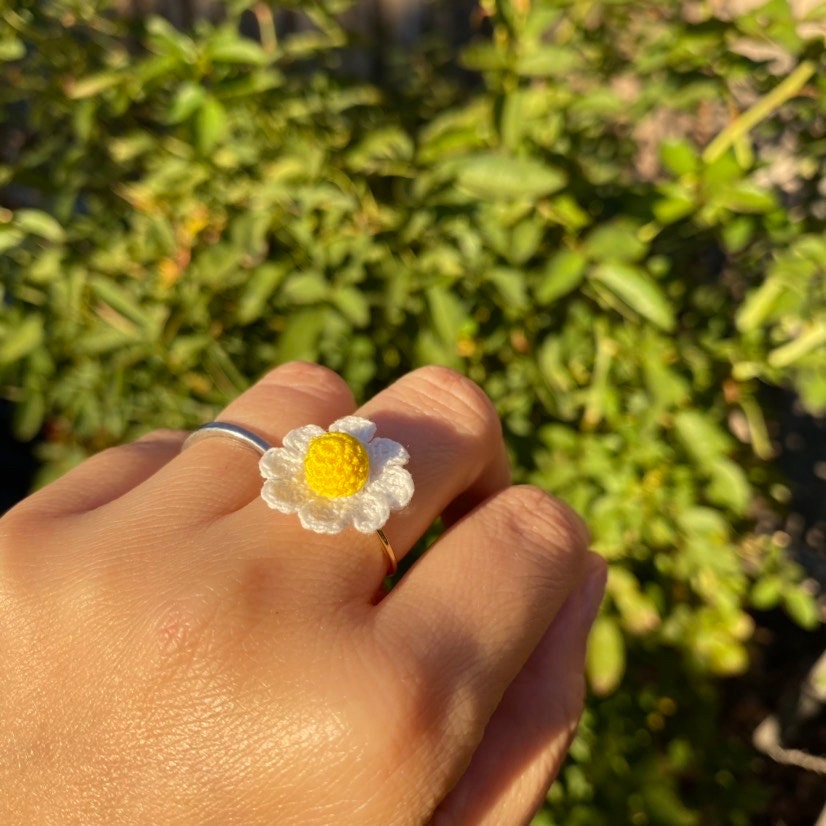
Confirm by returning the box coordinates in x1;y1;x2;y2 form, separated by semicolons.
259;447;302;480
261;478;305;513
282;424;324;453
367;437;409;476
351;491;391;533
329;416;376;445
297;497;351;534
368;465;414;510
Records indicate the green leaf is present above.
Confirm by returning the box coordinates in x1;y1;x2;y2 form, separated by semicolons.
414;329;462;370
280;271;329;305
535;249;586;305
545;194;591;231
66;70;122;99
706;637;749;675
236;264;286;324
677;506;730;540
28;249;64;284
454;153;567;201
654;183;696;224
586;616;626;696
719;182;777;213
109;132;156;163
195;95;227;154
207;36;269;66
146;15;196;63
768;323;826;368
673;411;733;468
500;89;527;149
515;46;578;77
610;568;661;634
89;277;157;335
722;216;756;253
427;286;468;348
486;268;529;310
274;307;328;362
643;349;690;410
798;369;826;417
167;82;206;124
417;101;491;164
14;209;65;242
660;138;699;176
332;286;371;328
590;262;675;331
0;37;25;62
509;219;543;265
751;576;783;610
583;220;648;263
782;588;820;630
75;327;139;355
0;316;44;365
13;390;45;441
707;458;751;514
460;42;510;72
346;127;414;173
0;225;24;253
169;334;211;370
736;279;786;332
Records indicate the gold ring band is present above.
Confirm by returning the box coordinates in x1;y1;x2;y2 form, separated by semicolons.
376;528;398;576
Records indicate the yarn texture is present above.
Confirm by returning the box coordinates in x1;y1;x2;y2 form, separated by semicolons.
259;416;414;534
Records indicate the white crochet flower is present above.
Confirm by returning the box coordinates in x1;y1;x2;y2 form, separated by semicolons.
259;416;414;534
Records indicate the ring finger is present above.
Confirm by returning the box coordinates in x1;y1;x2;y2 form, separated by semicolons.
225;365;511;596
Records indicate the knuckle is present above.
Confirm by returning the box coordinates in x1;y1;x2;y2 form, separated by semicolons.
494;484;590;555
93;437;178;468
260;361;354;407
407;366;501;441
135;428;188;445
0;500;37;539
0;503;51;575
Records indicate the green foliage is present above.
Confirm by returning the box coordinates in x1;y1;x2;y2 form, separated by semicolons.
1;0;824;821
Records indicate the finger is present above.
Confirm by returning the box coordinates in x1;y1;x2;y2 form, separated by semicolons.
10;430;186;519
432;553;606;825
376;485;590;804
355;365;510;553
219;365;511;600
131;361;356;521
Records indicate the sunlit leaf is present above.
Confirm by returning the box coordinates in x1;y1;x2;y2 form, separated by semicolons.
586;616;626;695
454;153;566;200
195;95;227;153
590;262;675;331
66;70;122;99
14;209;65;242
0;316;43;365
535;250;586;305
207;36;269;66
167;82;206;124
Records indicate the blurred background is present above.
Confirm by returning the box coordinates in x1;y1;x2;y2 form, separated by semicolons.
1;0;825;822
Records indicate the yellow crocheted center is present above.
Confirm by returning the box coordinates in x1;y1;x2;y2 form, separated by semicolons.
303;432;370;499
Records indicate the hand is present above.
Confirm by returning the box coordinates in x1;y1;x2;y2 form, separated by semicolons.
0;363;605;825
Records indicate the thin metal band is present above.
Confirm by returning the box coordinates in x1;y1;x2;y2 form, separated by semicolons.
183;421;271;455
376;528;398;576
184;421;399;576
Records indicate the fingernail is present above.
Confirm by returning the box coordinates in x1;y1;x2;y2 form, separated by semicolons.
579;554;607;632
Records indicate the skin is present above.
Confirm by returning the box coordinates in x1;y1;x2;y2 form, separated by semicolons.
0;363;605;825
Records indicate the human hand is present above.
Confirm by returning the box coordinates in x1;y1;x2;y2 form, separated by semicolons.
0;363;605;825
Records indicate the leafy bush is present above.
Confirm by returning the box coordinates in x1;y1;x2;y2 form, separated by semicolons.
1;0;824;821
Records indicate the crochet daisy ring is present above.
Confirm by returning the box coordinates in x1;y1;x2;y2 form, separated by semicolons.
183;417;414;575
